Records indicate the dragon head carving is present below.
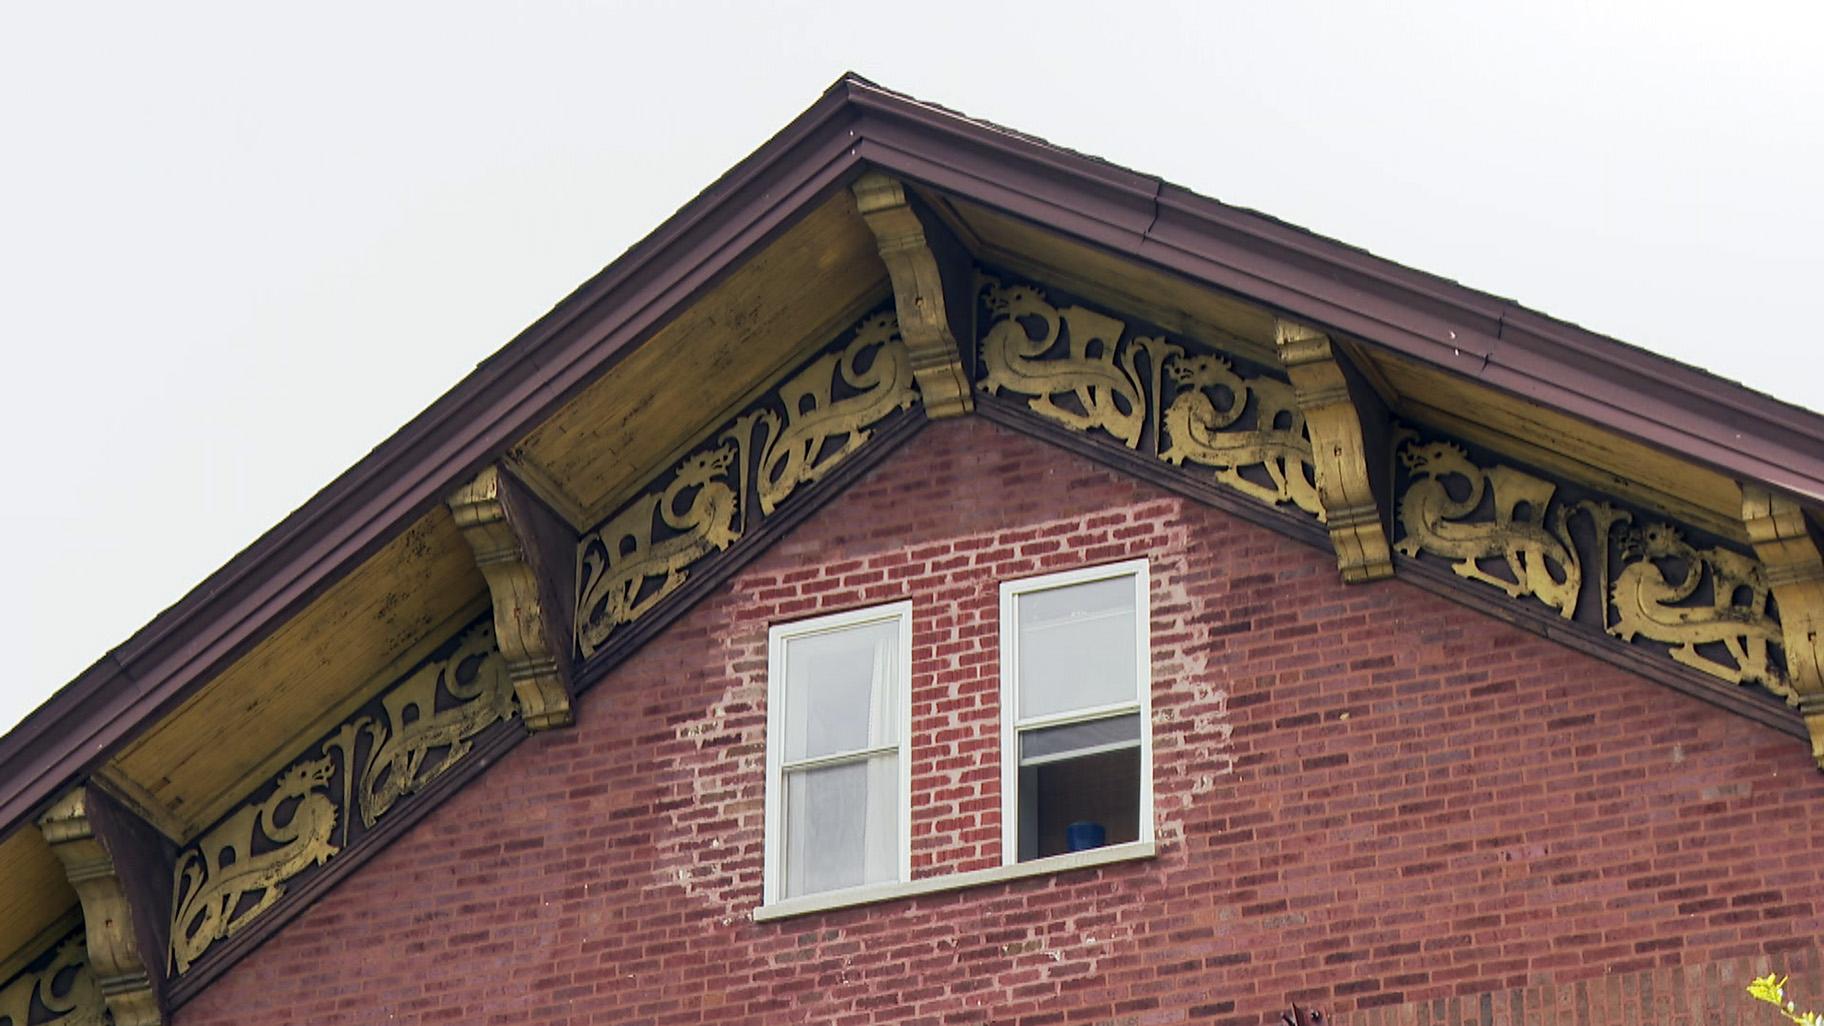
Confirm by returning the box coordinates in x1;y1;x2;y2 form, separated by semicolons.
981;283;1047;320
277;755;336;796
1165;353;1239;388
1621;521;1689;561
676;445;736;486
1399;440;1473;479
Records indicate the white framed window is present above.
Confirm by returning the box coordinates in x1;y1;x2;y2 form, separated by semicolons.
763;601;913;905
1000;559;1152;864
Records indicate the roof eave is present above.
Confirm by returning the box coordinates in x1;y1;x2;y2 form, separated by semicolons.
5;72;1820;844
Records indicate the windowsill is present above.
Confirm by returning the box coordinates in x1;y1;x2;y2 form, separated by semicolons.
752;839;1157;922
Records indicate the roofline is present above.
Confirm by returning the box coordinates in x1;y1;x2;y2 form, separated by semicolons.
836;80;1824;501
4;73;1820;841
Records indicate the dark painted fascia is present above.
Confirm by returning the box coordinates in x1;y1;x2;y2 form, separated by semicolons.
836;80;1824;501
6;72;1822;847
0;77;877;840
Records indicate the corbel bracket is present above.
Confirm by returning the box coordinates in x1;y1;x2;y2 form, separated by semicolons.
448;464;580;731
37;786;172;1026
852;171;974;418
1741;485;1824;769
1277;320;1394;583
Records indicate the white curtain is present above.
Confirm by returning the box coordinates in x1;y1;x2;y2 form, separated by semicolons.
783;622;899;897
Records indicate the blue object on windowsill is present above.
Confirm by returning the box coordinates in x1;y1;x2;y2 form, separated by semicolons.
1066;820;1106;852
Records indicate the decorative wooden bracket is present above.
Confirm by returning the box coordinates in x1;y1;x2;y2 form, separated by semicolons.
448;464;580;731
852;171;974;418
1742;485;1824;769
1276;320;1394;582
38;786;173;1026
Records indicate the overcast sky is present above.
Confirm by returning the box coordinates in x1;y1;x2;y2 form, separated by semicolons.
2;1;1820;734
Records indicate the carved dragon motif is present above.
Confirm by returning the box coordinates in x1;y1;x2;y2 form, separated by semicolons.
575;444;742;656
359;624;516;826
1159;352;1323;517
1394;439;1581;618
0;936;104;1026
741;311;916;515
169;753;340;974
1610;522;1786;691
979;282;1149;447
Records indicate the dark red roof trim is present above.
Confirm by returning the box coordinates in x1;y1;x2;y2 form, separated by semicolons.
4;74;1820;843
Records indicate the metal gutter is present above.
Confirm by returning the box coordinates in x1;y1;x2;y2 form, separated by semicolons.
5;72;1822;846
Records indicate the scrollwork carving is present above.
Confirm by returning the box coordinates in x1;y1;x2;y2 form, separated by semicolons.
169;620;514;976
1160;352;1323;517
359;625;515;826
738;311;916;517
168;754;339;974
574;446;742;658
979;282;1149;446
1610;522;1785;691
977;279;1324;520
1394;438;1581;618
574;306;918;658
1392;429;1791;696
0;935;105;1026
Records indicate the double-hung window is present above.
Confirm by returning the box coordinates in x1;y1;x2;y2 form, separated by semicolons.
1001;559;1152;863
763;602;912;904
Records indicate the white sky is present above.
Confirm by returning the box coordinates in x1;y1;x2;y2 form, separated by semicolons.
2;1;1820;734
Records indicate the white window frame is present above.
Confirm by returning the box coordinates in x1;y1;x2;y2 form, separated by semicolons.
762;600;914;907
999;558;1153;867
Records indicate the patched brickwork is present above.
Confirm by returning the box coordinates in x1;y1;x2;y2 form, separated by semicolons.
177;417;1824;1026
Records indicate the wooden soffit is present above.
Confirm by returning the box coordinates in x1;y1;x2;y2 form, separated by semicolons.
512;190;890;524
0;830;77;974
104;507;487;843
931;191;1758;545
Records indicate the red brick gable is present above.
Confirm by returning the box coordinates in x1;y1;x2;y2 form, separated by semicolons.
178;417;1824;1026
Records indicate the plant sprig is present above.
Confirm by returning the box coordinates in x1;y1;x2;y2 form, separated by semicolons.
1749;974;1823;1026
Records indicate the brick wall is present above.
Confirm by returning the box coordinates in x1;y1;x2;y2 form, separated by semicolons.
177;416;1824;1026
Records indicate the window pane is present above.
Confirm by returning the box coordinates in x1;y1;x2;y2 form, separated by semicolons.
783;756;899;897
1019;713;1140;764
783;619;900;761
1018;745;1141;861
1017;575;1137;719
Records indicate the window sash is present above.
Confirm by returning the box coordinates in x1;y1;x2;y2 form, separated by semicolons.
999;559;1152;866
763;601;913;907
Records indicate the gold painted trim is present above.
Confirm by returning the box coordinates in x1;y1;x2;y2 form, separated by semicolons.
853;172;973;418
39;787;162;1025
0;924;105;1026
146;595;491;843
1743;486;1824;769
168;619;514;975
1277;321;1393;583
0;908;82;991
574;308;917;657
449;466;573;731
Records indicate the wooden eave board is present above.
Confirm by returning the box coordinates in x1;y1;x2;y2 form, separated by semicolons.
514;190;890;523
938;188;1762;542
933;193;1283;370
1369;350;1750;541
0;829;76;969
107;506;486;841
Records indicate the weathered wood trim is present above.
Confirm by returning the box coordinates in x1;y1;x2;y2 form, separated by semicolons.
853;172;974;417
980;393;1805;744
92;765;187;845
38;786;174;1026
0;908;82;989
1277;320;1394;583
975;394;1333;552
449;465;579;731
574;409;931;684
1742;486;1824;768
164;410;930;1010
